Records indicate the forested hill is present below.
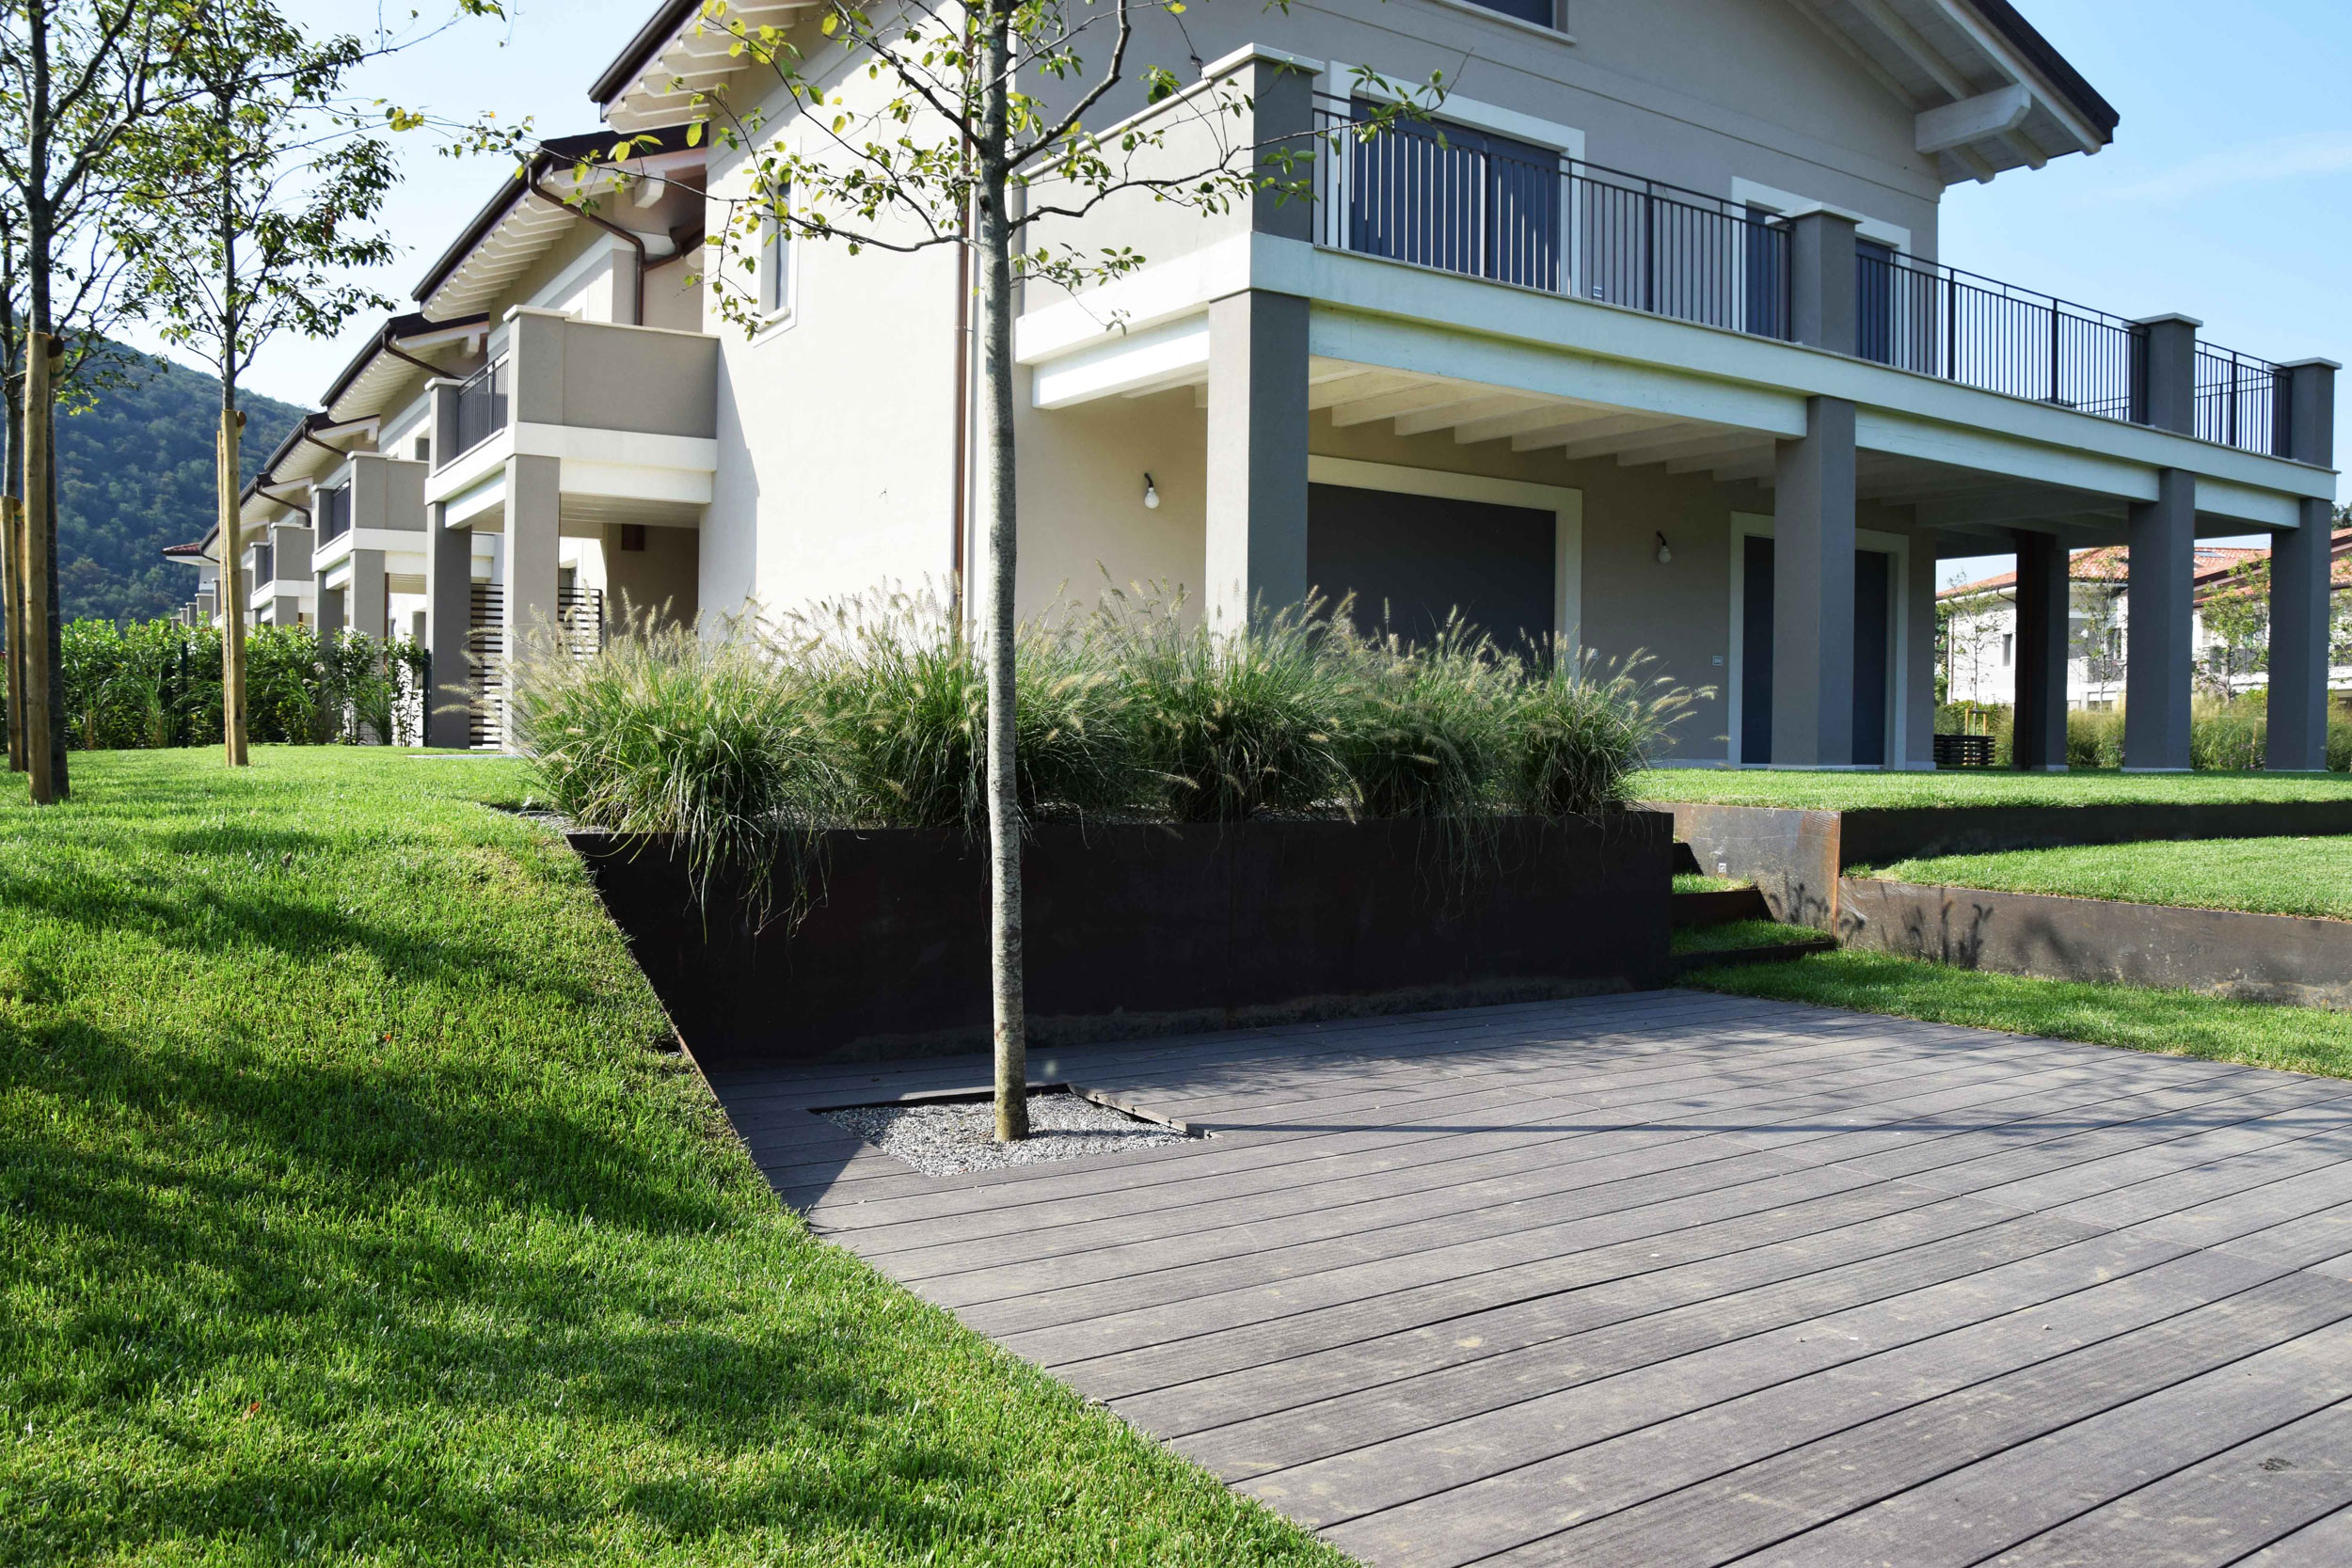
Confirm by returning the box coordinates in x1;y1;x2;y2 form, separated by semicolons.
55;349;308;623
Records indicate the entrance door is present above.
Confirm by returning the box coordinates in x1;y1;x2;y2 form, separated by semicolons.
1307;483;1556;656
1739;537;1895;766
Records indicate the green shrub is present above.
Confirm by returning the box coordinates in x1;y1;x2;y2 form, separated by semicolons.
1099;590;1351;821
1505;646;1704;816
2328;719;2352;773
2066;708;2123;769
2191;708;2266;771
1326;615;1512;820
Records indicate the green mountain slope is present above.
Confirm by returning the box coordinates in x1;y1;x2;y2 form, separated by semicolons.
55;351;308;623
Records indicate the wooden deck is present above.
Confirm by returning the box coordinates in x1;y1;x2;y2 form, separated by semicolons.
711;991;2352;1566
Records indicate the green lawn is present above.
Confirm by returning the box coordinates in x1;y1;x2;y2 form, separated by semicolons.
1671;873;1748;895
1862;836;2352;923
1632;768;2352;810
1670;919;1829;956
0;749;1344;1566
1679;949;2352;1080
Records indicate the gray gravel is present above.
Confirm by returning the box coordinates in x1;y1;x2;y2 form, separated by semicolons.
821;1090;1187;1176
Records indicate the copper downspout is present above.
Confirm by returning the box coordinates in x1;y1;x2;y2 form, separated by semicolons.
528;177;649;325
253;484;312;519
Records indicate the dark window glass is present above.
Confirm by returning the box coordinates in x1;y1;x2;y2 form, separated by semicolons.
1458;0;1553;25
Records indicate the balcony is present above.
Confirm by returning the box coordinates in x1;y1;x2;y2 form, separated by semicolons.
317;483;352;544
1309;93;2292;457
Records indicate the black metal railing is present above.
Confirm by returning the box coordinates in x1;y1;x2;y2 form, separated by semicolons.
452;358;509;459
317;484;351;544
1855;249;2147;424
1311;100;2294;456
1315;97;1791;341
2195;343;2285;455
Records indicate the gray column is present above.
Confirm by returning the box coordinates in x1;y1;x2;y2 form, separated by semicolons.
1771;396;1858;766
2010;530;2071;770
424;502;473;749
2268;357;2340;770
501;454;563;745
2123;468;2197;770
317;585;345;640
2135;313;2201;435
1788;211;1859;354
349;548;389;640
1902;537;1940;768
1204;290;1310;632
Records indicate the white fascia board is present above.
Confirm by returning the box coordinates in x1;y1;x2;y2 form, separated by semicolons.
1031;315;1212;408
425;428;514;504
1016;233;1254;363
1856;409;2155;501
441;469;507;529
557;459;714;508
511;422;718;475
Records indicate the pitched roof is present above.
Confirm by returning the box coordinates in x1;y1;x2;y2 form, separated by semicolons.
1940;531;2352;600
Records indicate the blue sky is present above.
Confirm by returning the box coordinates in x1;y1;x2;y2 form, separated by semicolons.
148;0;2348;584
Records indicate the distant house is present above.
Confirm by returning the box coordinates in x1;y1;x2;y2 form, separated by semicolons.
1940;532;2352;709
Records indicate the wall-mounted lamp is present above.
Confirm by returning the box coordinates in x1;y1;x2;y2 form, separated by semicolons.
1143;473;1161;510
1655;531;1674;565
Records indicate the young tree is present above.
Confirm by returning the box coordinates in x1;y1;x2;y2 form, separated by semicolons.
485;0;1434;1140
2070;580;2126;707
0;0;181;802
114;0;402;766
2196;558;2268;703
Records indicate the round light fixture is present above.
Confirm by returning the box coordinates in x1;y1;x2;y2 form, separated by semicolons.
1143;473;1161;510
1655;531;1674;565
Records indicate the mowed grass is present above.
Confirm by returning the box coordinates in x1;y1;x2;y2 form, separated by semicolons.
0;749;1348;1567
1680;949;2352;1080
1632;768;2352;810
1669;919;1829;956
1864;835;2352;923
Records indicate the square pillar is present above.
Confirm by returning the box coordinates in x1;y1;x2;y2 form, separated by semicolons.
2011;530;2072;770
317;584;345;640
501;454;563;745
349;548;389;640
2268;357;2339;770
423;502;474;749
1788;212;1859;354
2123;468;2197;770
1204;290;1309;632
2135;313;2201;435
1771;396;1858;766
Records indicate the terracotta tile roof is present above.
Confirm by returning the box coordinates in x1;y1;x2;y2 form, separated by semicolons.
1939;530;2352;600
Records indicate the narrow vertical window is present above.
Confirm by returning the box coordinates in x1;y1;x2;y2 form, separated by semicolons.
760;199;792;319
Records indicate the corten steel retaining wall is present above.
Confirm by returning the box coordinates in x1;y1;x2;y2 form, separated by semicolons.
574;814;1675;1069
1664;800;2352;933
1838;879;2352;1011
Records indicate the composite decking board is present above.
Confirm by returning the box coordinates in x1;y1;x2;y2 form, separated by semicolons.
1486;1283;2352;1568
1747;1319;2352;1567
1308;1254;2335;1567
932;1066;2352;1329
865;1047;2133;1284
2238;1501;2352;1566
1105;1098;2352;1436
710;994;2352;1568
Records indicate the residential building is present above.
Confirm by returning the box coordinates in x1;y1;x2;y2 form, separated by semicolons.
1940;532;2352;710
175;0;2340;769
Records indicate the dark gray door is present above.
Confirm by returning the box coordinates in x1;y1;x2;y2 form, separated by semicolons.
1307;483;1555;656
1741;537;1895;767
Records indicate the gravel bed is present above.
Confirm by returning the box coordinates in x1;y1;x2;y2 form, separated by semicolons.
820;1090;1187;1176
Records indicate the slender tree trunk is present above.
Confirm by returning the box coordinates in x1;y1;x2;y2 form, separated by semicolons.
976;6;1026;1143
2;269;24;774
21;331;52;803
217;95;247;767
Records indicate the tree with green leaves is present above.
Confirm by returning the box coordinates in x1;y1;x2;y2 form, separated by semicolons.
113;0;405;767
0;0;185;802
478;0;1435;1141
2196;557;2268;704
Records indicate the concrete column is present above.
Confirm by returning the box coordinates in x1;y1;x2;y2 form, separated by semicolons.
2123;468;2197;770
423;502;473;749
2268;357;2340;770
501;454;564;744
318;585;345;640
1788;211;1859;354
1904;534;1947;768
1204;290;1310;631
2135;313;2201;435
349;548;389;640
1771;396;1858;766
2010;530;2072;770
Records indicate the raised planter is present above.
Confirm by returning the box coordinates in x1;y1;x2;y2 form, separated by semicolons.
1838;878;2352;1011
573;814;1674;1069
1664;800;2352;933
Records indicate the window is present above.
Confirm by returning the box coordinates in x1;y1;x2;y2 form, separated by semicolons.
1347;105;1560;291
759;202;792;319
2001;632;2013;666
413;436;431;464
1455;0;1558;26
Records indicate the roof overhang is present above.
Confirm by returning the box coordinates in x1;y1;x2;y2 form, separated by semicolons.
592;0;821;133
323;312;490;424
1785;0;2119;183
415;124;703;320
